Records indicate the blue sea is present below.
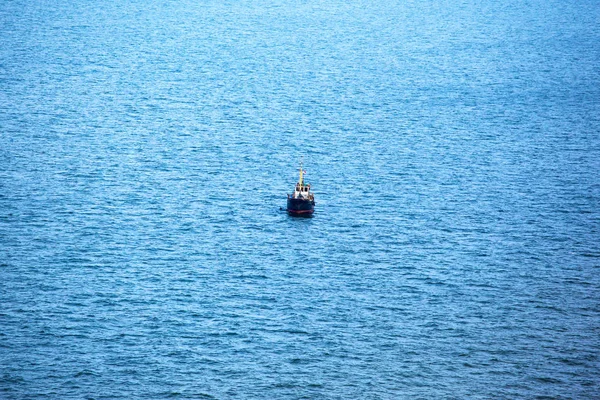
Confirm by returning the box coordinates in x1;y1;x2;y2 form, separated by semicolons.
1;0;599;398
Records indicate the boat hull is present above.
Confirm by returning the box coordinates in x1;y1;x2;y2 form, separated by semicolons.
287;198;315;216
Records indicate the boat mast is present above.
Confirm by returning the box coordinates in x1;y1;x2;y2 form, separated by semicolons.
299;159;304;186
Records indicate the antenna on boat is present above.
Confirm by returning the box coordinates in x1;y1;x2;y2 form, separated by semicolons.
299;157;304;186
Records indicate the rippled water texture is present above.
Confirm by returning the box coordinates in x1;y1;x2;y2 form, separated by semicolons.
1;0;599;398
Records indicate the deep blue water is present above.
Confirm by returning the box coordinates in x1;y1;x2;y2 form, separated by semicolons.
1;0;600;398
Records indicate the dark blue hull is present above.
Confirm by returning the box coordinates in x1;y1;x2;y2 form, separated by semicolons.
287;198;315;216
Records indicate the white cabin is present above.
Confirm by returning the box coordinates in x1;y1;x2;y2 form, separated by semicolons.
292;183;314;200
288;163;314;201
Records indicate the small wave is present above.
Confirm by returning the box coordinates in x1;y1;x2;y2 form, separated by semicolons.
0;373;25;384
74;370;98;378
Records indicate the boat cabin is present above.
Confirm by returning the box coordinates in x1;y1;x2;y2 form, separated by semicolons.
288;163;314;201
292;183;313;200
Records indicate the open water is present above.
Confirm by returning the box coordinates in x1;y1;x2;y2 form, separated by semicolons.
1;0;600;398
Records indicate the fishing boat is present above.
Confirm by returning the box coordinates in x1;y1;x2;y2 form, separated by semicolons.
287;163;315;216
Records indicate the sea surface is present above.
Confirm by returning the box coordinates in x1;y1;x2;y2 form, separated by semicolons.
1;0;599;398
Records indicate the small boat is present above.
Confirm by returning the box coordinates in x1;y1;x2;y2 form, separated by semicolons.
287;163;315;216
